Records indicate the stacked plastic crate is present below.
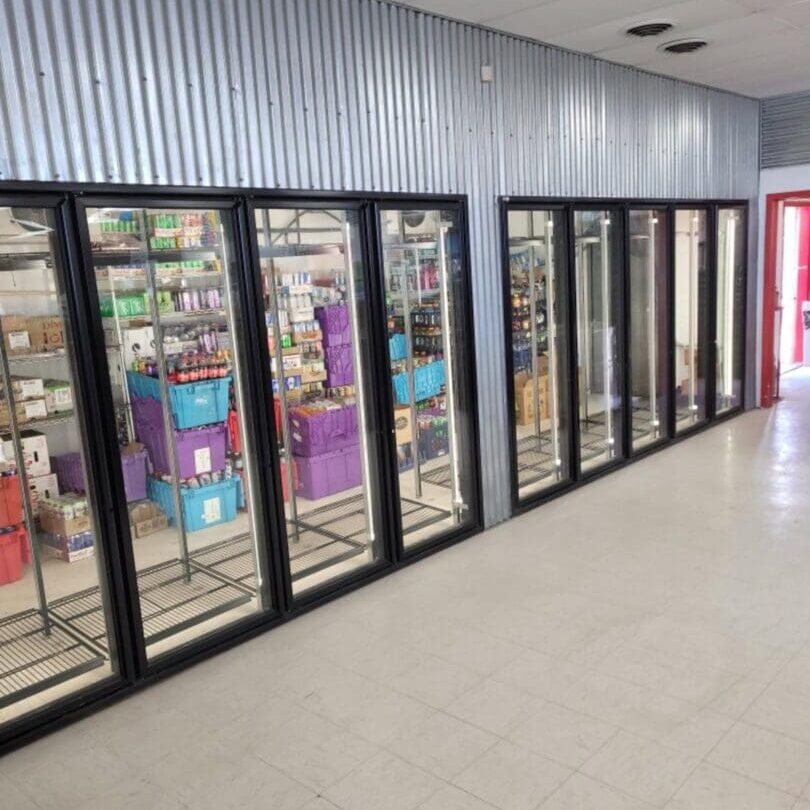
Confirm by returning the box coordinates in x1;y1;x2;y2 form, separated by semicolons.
288;304;360;501
0;464;27;584
128;370;243;531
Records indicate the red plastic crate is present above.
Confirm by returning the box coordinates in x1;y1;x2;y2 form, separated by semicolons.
0;527;23;585
0;473;23;527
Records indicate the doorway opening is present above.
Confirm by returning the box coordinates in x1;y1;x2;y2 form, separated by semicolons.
761;192;810;405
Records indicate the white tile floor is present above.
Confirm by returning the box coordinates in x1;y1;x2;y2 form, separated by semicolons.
4;368;810;809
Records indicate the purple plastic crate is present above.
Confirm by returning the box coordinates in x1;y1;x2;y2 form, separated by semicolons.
315;304;351;348
294;445;361;501
53;450;148;503
288;403;357;457
137;420;227;478
324;344;354;387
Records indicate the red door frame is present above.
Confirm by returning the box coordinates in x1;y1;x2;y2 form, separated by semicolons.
762;190;810;407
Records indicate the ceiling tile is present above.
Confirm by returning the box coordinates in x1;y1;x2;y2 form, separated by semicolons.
773;0;810;26
485;0;676;39
730;0;794;9
620;12;793;64
552;0;747;53
398;0;541;23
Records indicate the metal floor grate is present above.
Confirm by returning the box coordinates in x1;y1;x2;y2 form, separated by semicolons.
421;463;452;489
516;435;558;487
190;533;257;590
0;610;104;709
137;560;254;644
52;557;255;649
50;589;109;646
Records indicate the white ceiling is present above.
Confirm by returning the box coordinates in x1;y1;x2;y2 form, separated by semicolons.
398;0;810;97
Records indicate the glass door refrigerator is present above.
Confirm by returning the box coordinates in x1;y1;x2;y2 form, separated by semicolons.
715;207;746;415
78;201;272;660
627;207;670;453
0;201;118;727
504;206;571;504
251;204;386;597
674;208;709;433
573;208;624;474
377;206;478;552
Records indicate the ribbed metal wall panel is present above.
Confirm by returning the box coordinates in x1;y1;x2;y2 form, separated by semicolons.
761;91;810;169
0;0;760;526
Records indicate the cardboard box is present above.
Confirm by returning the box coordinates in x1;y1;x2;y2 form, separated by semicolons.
44;380;73;414
1;315;36;355
1;430;50;475
121;326;155;367
128;501;168;538
394;405;413;445
40;509;91;537
29;472;59;517
11;376;44;400
514;371;549;426
41;530;94;563
40;316;64;350
21;399;47;422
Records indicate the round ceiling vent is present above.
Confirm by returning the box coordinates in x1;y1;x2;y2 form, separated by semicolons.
660;38;708;54
626;21;673;37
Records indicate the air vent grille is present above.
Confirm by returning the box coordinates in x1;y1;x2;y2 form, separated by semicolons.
626;22;673;37
661;39;708;54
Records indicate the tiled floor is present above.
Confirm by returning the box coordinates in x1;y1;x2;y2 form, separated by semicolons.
4;369;810;809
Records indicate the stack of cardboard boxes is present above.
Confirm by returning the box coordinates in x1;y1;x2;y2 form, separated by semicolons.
514;355;550;426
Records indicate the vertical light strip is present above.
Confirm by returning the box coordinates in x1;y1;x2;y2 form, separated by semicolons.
545;216;561;475
438;225;463;518
600;213;613;458
342;220;376;552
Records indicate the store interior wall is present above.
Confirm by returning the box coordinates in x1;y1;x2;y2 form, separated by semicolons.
757;164;810;405
0;0;760;526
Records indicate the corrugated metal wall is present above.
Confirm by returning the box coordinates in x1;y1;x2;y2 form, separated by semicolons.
0;0;760;526
761;91;810;169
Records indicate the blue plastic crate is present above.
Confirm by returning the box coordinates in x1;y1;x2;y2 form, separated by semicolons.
127;372;231;429
389;333;407;362
147;476;243;532
392;360;445;404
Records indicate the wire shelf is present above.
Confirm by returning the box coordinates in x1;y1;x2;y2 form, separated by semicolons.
0;609;104;709
421;463;452;489
516;434;558;486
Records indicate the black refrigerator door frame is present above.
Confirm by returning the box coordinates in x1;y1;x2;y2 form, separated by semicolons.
569;202;627;482
625;204;673;458
72;194;282;675
370;199;483;562
500;201;573;513
0;192;131;750
672;203;712;438
244;197;395;609
710;203;749;421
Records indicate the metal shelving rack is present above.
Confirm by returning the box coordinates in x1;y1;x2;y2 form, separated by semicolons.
0;247;106;708
575;213;616;466
85;211;255;643
509;214;563;489
257;210;372;583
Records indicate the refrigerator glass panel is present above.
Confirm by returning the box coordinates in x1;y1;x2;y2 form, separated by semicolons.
574;209;623;473
0;207;117;725
380;208;474;549
256;208;382;595
629;209;669;451
506;209;571;499
674;209;708;432
87;206;270;659
716;207;745;414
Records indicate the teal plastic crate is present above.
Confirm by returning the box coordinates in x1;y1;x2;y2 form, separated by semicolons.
127;372;231;429
392;360;445;404
147;476;243;532
389;333;407;362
